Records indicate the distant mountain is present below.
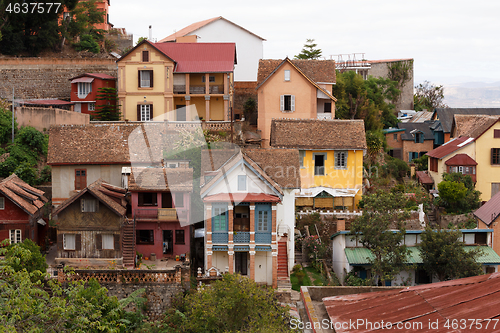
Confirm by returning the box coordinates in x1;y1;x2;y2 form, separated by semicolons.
444;82;500;108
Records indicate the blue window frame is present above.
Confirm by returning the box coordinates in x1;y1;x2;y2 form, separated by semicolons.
212;203;228;232
255;203;271;232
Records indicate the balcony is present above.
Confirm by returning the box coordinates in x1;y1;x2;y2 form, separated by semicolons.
255;233;272;244
135;208;187;222
212;232;228;244
233;232;250;243
173;85;224;95
158;208;177;221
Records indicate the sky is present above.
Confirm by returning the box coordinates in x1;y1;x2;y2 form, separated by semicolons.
110;0;500;85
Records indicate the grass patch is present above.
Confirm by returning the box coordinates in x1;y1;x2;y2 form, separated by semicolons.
304;267;329;286
290;266;312;291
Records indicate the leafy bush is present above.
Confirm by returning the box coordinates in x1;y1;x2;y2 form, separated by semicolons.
383;155;409;180
0;106;17;144
16;126;46;154
75;34;100;53
14;162;38;186
436;173;481;214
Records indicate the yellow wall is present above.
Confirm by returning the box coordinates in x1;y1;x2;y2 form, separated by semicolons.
258;61;335;147
428;142;476;186
300;149;364;205
475;121;500;201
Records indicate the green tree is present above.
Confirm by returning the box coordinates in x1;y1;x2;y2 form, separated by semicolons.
350;190;411;285
3;239;48;279
62;0;104;51
147;273;292;333
94;87;121;121
0;102;17;144
436;173;481;214
414;80;448;111
419;227;483;281
294;38;322;60
136;36;148;45
412;154;428;171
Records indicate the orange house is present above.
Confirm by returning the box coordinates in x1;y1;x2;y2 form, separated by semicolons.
60;0;112;31
256;58;336;147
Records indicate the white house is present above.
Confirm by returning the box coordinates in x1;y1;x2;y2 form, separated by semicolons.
200;148;300;287
159;16;265;82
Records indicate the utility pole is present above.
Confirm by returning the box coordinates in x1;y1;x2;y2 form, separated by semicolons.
12;88;14;143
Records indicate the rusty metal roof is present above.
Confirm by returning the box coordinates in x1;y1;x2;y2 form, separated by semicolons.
474;190;500;226
426;136;473;159
324;272;500;332
445;153;478;166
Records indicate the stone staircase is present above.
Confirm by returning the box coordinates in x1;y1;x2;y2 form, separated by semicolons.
122;219;136;268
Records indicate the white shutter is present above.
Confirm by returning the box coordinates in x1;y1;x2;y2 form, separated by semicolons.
291;95;295;111
280;95;284;111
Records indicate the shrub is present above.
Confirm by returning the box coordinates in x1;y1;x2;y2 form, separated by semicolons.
75;34;100;53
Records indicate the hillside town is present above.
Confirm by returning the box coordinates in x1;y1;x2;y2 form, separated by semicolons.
2;1;500;332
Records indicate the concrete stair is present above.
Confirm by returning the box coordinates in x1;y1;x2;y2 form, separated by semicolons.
122;220;136;267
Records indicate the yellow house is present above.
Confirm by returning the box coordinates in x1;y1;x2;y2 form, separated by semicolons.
117;40;236;122
270;119;366;209
474;118;500;201
256;58;337;148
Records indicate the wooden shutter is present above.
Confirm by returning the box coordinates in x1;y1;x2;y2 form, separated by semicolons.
138;70;141;88
96;234;102;250
494;129;500;138
57;233;63;251
137;105;141;121
291;95;295;111
75;234;81;251
114;234;120;251
280;95;284;111
149;104;153;120
149;70;154;88
142;51;149;62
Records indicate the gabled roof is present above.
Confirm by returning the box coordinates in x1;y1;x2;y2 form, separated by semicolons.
426;137;474;159
445;153;477;166
53;179;127;217
69;73;116;81
158;16;266;43
324;272;500;332
200;150;283;199
270;119;367;150
0;174;47;216
474;190;500;226
397;122;434;141
432;108;500;133
257;58;336;100
128;166;193;192
452;114;500;138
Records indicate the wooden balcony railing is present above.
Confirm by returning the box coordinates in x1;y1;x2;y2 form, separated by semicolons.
135;208;186;222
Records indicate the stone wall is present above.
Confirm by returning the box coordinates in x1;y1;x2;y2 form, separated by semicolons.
15;106;89;131
0;58;117;100
438;212;475;229
57;267;191;320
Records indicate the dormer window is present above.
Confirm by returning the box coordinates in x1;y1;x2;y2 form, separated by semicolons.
77;82;91;99
414;132;424;143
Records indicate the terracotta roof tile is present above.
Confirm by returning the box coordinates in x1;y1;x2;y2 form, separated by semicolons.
257;58;336;86
128;166;193;192
270;119;367;150
453;114;500;138
433;108;500;133
0;174;47;216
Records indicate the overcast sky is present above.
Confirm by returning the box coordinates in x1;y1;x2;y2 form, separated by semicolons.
110;0;500;84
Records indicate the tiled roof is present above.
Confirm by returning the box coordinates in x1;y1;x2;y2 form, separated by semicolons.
19;99;74;106
453;114;500;138
433;108;500;133
398;122;434;141
53;179;127;217
426;137;473;159
128;166;193;192
158;16;265;43
324;272;500;331
203;193;280;203
257;58;336;86
474;190;500;226
0;174;47;216
153;42;236;73
200;148;239;179
270;119;367;150
445;153;477;166
69;73;116;80
48;123;179;165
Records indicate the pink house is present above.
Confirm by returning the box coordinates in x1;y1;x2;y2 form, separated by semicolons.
129;163;193;260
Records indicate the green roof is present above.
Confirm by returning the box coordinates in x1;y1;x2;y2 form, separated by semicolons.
344;246;500;265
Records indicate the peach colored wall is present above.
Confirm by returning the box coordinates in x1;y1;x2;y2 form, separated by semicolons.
15;107;89;131
475;122;500;201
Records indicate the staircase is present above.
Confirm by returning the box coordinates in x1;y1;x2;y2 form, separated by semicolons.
277;237;289;278
122;219;136;268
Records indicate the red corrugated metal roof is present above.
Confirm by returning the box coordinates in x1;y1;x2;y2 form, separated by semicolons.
153;42;236;73
71;77;94;83
474;190;500;226
416;171;434;184
324;273;500;332
445;153;477;166
426;136;473;159
202;193;280;203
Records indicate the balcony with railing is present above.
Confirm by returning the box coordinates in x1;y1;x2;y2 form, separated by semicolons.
212;232;228;244
233;232;250;243
255;232;272;244
135;208;188;222
173;85;225;95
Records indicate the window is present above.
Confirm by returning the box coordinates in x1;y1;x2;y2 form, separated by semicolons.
414;132;424;143
0;197;4;210
299;150;305;168
415;269;431;284
63;234;76;250
168;163;178;168
175;230;185;244
280;95;295;112
77;82;92;98
475;232;487;245
201;75;215;83
430;157;438;172
492;183;500;198
136;230;154;244
175;193;184;207
393;133;398;141
138;70;153;88
9;229;21;244
212;204;228;232
102;234;114;249
314;154;325;176
324;102;331;113
408;152;419;162
137;104;153;121
75;169;87;190
492;148;500;165
284;70;290;81
238;175;247;191
256;204;271;232
494;129;500;138
81;199;98;212
142;50;149;62
335;151;348;169
88;103;95;111
138;192;157;206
